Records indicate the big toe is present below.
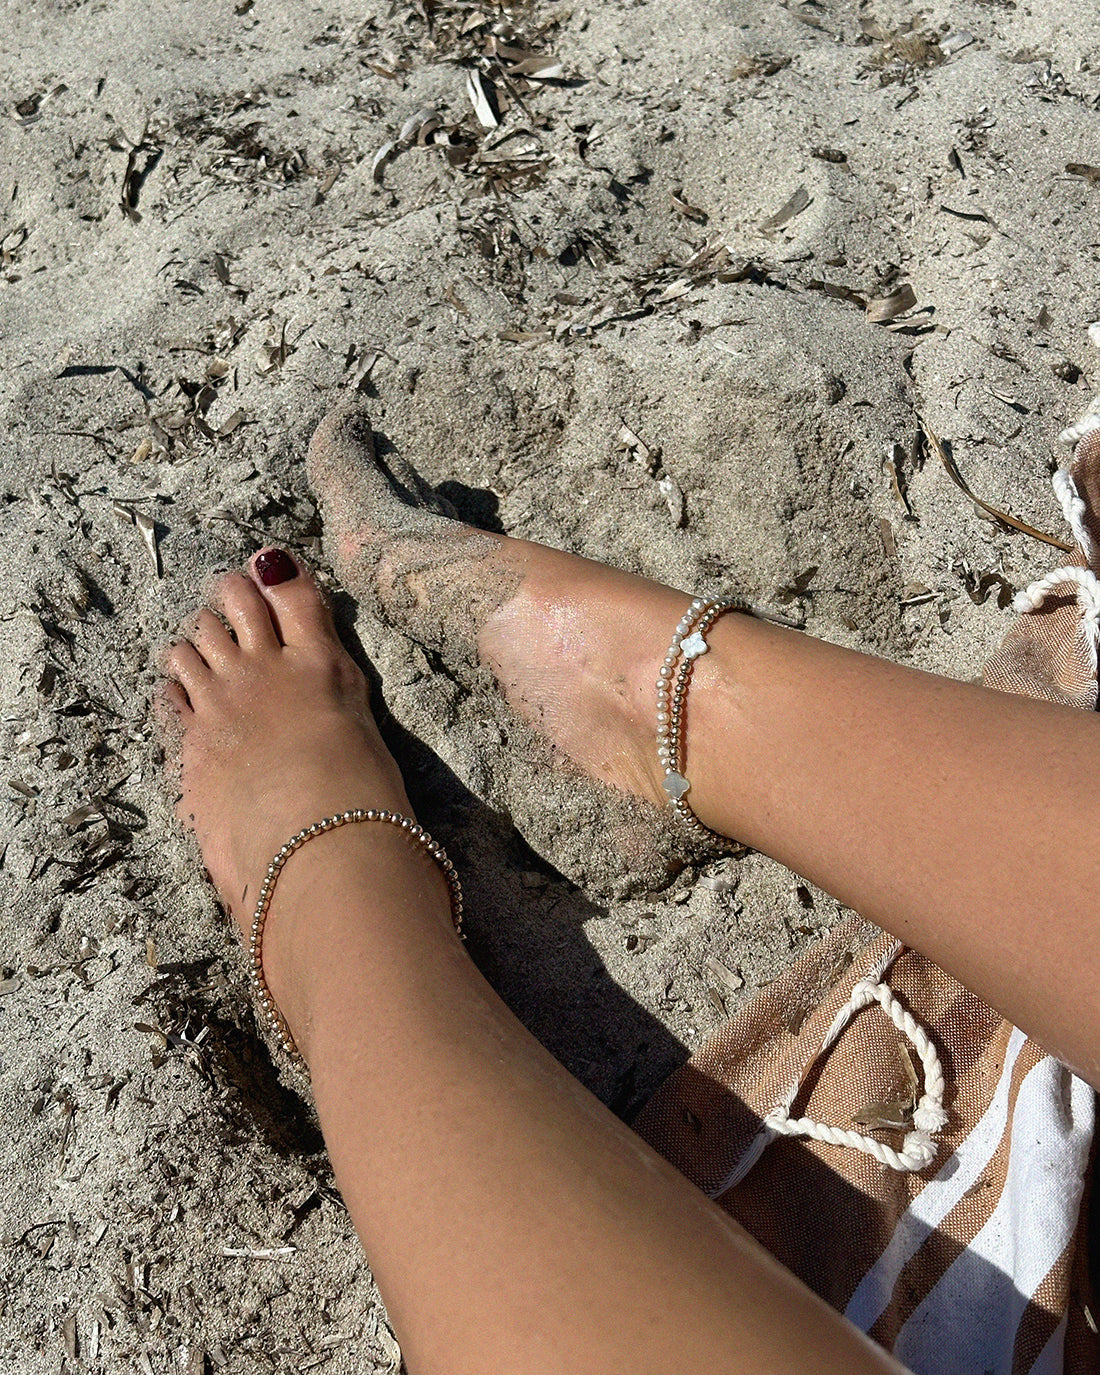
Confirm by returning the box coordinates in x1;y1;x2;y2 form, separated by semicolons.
249;548;335;647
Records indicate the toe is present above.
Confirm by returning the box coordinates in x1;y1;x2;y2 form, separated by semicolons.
191;608;237;670
217;572;281;653
248;547;335;647
156;679;193;728
163;640;213;701
163;679;192;715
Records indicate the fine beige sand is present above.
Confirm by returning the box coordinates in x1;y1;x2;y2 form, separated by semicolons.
3;0;1099;1368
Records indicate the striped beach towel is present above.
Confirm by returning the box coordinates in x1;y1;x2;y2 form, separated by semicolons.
636;417;1100;1374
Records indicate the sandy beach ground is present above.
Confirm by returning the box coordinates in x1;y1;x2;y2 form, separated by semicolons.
2;0;1099;1369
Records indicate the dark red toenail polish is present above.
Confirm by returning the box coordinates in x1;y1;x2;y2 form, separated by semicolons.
255;549;298;586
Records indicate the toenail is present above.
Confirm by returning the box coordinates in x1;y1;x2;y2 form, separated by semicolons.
254;549;298;586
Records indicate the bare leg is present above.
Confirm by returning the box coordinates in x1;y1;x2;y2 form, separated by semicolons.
164;552;901;1375
309;406;1100;1088
673;611;1100;1087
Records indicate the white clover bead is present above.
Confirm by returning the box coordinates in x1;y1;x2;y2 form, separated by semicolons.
681;630;709;659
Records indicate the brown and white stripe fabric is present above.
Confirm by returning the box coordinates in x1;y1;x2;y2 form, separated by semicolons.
635;412;1100;1373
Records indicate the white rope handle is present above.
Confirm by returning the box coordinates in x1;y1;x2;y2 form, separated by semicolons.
1012;564;1100;679
764;958;948;1174
1013;387;1100;680
1052;468;1094;562
1057;321;1100;450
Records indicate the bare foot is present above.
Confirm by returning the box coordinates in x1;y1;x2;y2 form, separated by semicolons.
305;406;704;857
162;548;421;1017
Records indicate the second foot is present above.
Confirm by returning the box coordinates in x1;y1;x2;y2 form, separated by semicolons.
306;405;706;823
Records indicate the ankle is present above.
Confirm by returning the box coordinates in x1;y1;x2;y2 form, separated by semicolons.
477;561;691;807
253;821;460;1064
605;580;714;809
673;609;770;837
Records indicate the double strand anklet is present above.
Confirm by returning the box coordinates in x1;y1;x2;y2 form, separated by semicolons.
249;809;464;1072
656;599;744;843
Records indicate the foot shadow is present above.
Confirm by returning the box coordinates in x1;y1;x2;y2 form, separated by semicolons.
435;480;506;534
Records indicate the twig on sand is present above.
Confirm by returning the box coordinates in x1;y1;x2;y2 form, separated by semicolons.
919;416;1071;552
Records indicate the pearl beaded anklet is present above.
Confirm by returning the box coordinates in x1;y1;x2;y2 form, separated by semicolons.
657;599;745;842
249;809;464;1073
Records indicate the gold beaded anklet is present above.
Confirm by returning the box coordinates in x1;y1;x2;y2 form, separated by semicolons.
248;809;464;1072
656;599;747;844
